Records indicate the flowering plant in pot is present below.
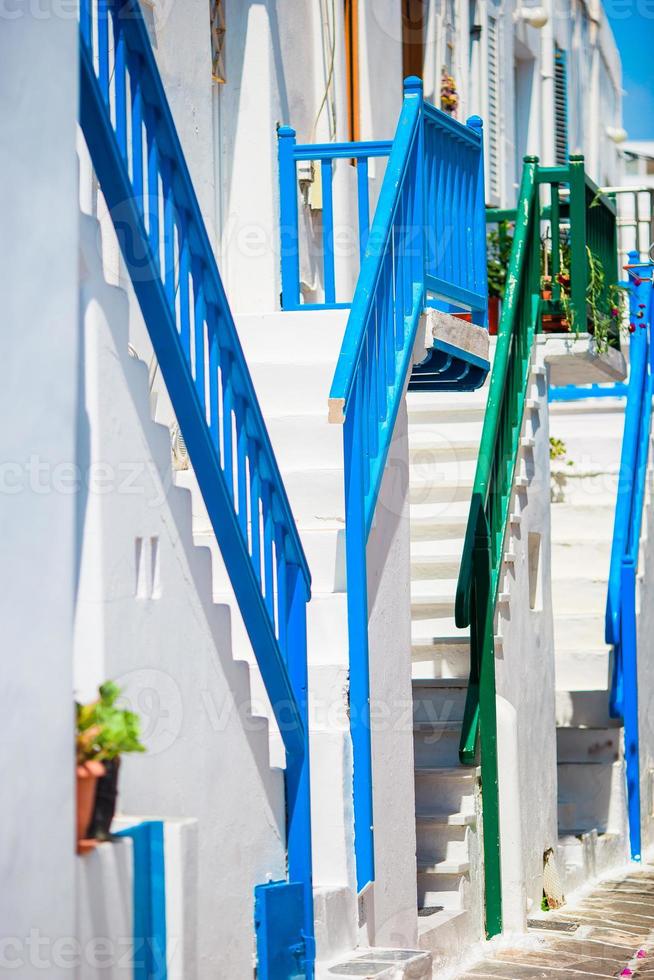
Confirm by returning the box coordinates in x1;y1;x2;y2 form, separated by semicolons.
440;73;459;114
76;681;145;850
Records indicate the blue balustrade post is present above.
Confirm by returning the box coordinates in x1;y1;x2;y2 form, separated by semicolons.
467;115;488;327
285;563;316;976
278;126;301;310
343;381;375;892
621;557;642;861
403;76;425;297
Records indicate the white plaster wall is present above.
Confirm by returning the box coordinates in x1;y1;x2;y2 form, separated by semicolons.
495;352;559;928
0;12;79;977
76;840;133;979
74;215;287;976
364;401;419;950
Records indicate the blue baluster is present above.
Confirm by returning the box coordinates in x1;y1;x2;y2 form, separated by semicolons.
322;159;336;304
278;127;300;309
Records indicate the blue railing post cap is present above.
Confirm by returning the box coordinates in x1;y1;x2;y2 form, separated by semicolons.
466;115;483;131
403;76;423;94
278;125;297;140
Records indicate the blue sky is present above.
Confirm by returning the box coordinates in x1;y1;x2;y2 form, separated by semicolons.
606;7;654;140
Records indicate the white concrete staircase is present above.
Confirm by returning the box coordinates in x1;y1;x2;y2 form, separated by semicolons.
406;380;491;964
77;212;289;976
549;398;631;893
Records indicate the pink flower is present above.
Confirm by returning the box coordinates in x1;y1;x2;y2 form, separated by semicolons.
637;950;647;958
620;969;633;977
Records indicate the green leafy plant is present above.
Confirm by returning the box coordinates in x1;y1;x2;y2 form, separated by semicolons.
549;242;627;354
549;437;573;465
76;681;146;765
487;221;513;300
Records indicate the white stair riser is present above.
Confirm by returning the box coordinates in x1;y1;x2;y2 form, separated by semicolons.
551;541;612;578
555;689;619;727
416;824;471;864
417;872;469;912
551;576;610;615
557;762;626;833
414;729;462;768
556;726;621;764
415;771;476;815
248;361;337;416
413;685;468;724
553;615;606;654
550;504;616;540
554;649;611;691
237;310;349;365
411;645;470;680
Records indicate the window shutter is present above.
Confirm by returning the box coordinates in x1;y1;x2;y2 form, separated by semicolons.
487;15;500;201
554;46;569;165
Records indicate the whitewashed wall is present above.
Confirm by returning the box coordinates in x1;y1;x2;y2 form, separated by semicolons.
495;345;558;928
74;214;287;976
0;12;79;978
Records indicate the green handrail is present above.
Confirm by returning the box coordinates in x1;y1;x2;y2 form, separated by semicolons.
487;155;619;346
455;157;542;938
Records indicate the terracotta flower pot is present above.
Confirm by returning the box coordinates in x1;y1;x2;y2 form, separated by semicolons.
488;295;500;335
76;760;105;849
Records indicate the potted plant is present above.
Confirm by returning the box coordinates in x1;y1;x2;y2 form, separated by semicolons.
487;221;513;334
76;681;145;850
440;72;459;115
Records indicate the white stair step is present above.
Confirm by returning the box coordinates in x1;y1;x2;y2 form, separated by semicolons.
410;509;469;540
414;766;479;815
318;948;432;980
414;722;463;768
556;725;621;764
409;478;474;506
550;503;616;541
411;636;470;679
551;576;608;615
555;689;620;727
554;648;611;691
237;310;348;365
415;811;475;828
557;760;626;834
411;579;457;619
413;679;468;724
553;613;607;655
417;858;470;875
409;432;482;461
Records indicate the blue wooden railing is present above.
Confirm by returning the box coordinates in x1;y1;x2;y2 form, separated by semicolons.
278;131;393;310
605;251;654;862
278;84;487;324
327;78;486;890
78;1;315;973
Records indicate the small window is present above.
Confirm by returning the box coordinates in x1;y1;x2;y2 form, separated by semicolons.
210;0;226;84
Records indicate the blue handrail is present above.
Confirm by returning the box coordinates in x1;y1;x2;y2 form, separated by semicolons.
278;94;487;321
278;132;393;310
327;78;486;891
78;0;315;971
605;252;654;862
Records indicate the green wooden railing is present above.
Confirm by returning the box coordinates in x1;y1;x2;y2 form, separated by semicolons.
455;158;542;937
466;155;620;935
488;154;619;347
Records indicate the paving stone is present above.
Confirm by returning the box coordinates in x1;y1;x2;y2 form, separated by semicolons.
460;865;654;980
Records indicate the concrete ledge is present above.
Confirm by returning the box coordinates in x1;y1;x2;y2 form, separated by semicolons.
541;334;628;386
414;308;490;367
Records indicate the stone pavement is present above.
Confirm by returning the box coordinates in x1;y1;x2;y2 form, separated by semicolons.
458;868;654;979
